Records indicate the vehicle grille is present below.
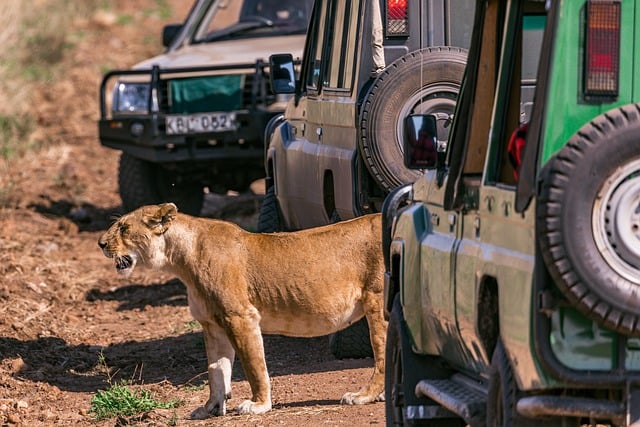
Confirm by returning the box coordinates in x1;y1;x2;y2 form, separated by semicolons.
158;72;276;114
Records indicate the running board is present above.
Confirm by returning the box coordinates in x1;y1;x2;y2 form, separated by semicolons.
415;376;487;427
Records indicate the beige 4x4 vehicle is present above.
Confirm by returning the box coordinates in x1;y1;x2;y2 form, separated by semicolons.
259;0;474;358
98;0;312;215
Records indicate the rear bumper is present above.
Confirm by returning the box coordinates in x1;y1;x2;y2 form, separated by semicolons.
517;395;628;425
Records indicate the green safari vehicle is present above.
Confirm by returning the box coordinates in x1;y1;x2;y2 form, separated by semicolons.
382;0;640;425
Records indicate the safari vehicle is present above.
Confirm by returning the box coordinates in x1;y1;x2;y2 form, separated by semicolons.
98;0;312;215
258;0;474;360
257;0;474;232
382;0;640;425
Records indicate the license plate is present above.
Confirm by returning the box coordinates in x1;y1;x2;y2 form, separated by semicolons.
165;112;237;135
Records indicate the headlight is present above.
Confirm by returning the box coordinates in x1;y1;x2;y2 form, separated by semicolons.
112;82;150;114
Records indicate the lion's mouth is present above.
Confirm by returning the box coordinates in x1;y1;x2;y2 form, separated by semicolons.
115;255;133;272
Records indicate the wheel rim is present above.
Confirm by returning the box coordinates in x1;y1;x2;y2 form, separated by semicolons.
395;83;458;158
593;158;640;284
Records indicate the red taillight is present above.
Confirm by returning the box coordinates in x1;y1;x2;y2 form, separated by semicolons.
386;0;408;36
584;0;620;98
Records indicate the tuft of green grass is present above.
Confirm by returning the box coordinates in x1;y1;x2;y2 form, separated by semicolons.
90;351;182;421
90;380;181;421
0;114;36;159
116;14;134;25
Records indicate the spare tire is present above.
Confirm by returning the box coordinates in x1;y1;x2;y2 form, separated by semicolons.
537;104;640;336
359;47;467;191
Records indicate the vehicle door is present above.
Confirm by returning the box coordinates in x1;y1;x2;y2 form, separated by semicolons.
452;0;547;374
276;0;363;229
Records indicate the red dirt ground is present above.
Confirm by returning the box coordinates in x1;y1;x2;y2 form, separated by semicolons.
0;1;385;425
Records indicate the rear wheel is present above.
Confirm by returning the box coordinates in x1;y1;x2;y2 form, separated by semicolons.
487;341;576;427
487;341;518;426
257;186;284;232
330;318;373;360
118;152;204;215
359;47;467;191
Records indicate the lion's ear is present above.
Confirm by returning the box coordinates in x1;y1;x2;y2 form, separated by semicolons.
144;203;177;233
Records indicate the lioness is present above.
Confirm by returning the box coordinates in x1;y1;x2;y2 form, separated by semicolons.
98;203;386;418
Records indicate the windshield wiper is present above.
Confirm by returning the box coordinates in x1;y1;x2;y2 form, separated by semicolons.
204;18;274;42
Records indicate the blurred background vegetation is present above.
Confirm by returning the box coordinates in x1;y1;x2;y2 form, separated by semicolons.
0;0;174;160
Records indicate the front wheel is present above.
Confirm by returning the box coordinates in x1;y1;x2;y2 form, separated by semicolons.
118;152;204;216
385;296;463;427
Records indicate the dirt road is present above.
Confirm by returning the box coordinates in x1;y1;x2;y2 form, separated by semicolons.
0;193;385;426
0;1;385;425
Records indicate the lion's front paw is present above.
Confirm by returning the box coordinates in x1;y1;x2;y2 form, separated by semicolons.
191;398;226;419
340;391;384;405
237;399;272;415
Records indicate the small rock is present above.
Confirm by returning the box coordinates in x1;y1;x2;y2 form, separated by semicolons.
9;357;27;373
92;10;117;28
6;412;21;424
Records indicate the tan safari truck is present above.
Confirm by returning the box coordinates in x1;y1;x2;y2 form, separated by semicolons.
98;0;312;215
383;0;640;425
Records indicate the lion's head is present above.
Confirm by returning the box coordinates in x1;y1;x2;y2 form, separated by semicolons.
98;203;178;277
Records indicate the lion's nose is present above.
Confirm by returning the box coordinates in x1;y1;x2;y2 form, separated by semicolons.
98;239;107;250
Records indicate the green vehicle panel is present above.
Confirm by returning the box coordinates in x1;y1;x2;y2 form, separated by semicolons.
383;0;640;425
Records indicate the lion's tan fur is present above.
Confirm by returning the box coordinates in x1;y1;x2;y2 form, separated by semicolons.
98;203;386;418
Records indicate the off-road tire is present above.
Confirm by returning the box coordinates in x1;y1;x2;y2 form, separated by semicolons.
359;47;466;191
385;296;461;427
329;318;373;360
487;341;518;426
257;186;284;232
537;104;640;336
118;152;204;216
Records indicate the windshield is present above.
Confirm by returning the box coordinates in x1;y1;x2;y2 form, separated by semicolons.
193;0;313;43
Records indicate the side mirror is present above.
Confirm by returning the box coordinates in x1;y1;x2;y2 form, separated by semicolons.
404;114;439;169
162;24;182;48
269;54;296;94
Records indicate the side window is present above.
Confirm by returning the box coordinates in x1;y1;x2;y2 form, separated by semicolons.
448;0;475;50
324;0;361;90
304;0;360;93
488;4;546;186
306;2;330;91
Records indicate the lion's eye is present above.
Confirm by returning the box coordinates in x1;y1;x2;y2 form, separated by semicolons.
118;223;130;236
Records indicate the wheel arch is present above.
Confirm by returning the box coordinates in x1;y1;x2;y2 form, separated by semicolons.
477;275;500;361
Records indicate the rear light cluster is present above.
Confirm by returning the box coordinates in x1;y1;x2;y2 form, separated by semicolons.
584;0;620;98
386;0;409;36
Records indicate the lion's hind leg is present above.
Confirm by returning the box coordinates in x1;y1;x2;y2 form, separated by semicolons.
340;291;387;405
191;321;235;419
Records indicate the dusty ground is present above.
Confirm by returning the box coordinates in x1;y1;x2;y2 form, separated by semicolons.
0;2;385;426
